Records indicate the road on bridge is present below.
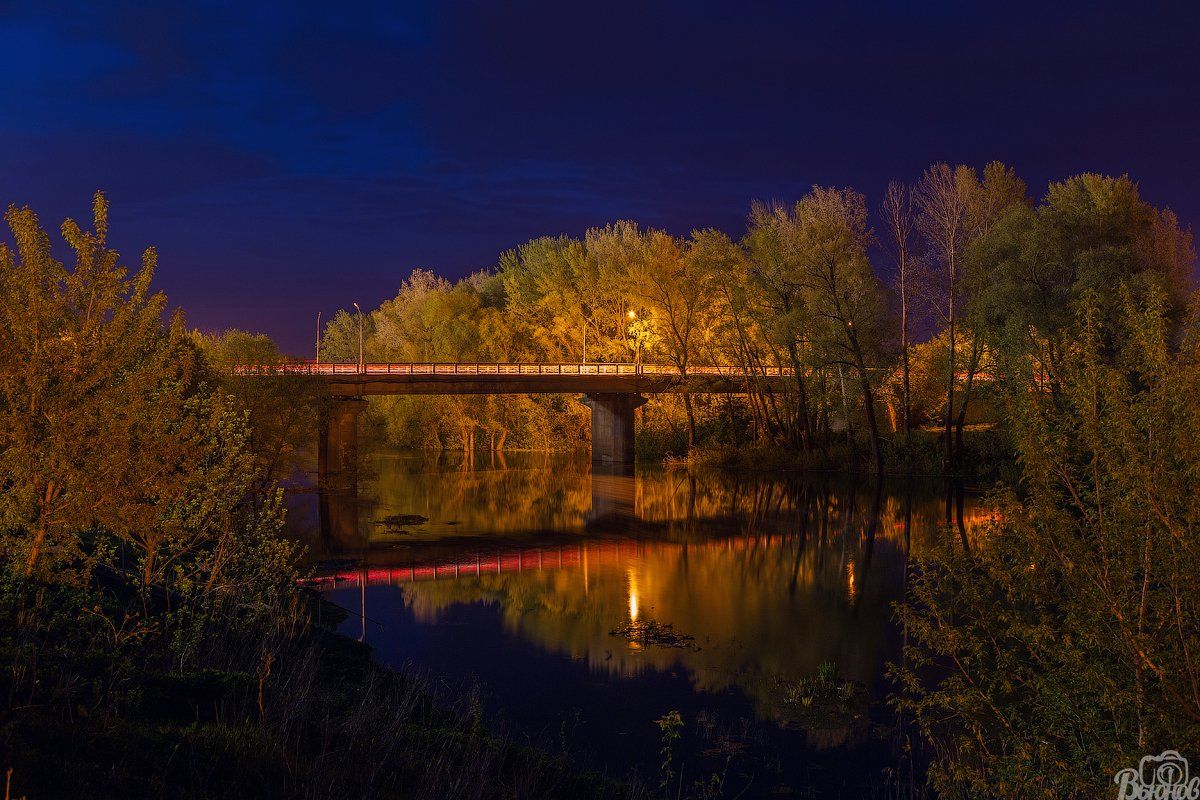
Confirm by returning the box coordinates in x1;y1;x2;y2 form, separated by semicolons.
233;361;795;396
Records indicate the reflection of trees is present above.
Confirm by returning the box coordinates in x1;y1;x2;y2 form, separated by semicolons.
361;452;594;541
350;453;971;549
390;478;978;722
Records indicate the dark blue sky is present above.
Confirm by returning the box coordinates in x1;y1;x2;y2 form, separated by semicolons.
2;0;1197;353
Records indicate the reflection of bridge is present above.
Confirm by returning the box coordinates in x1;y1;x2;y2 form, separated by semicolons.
309;540;649;586
309;532;806;590
238;361;793;481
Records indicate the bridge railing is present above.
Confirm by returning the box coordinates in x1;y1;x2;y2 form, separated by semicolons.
231;362;795;377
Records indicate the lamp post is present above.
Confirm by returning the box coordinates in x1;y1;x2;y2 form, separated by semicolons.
315;310;322;369
353;302;364;373
627;309;641;374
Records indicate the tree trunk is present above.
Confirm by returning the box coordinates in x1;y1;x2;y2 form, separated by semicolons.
143;547;156;588
837;365;854;449
683;392;697;449
953;337;984;463
945;301;956;473
859;374;884;479
817;369;831;458
23;526;47;577
901;318;911;449
786;342;812;452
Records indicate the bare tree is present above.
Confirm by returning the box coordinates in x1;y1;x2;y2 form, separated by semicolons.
915;163;973;472
881;181;917;449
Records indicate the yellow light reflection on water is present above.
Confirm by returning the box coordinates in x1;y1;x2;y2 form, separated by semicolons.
627;567;639;621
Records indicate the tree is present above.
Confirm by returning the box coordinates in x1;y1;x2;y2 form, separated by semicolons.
791;186;891;478
881;181;917;447
625;228;720;446
192;328;322;489
0;192;281;590
320;308;372;363
743;202;818;451
896;289;1200;799
500;232;627;362
916;164;972;470
968;173;1193;398
916;162;1025;469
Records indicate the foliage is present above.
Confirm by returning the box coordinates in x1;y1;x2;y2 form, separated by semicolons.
0;193;284;590
191;328;324;488
655;710;684;792
894;290;1200;799
0;194;648;799
967;173;1194;394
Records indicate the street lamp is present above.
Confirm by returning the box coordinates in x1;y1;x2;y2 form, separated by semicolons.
315;310;322;369
353;302;364;373
627;309;641;374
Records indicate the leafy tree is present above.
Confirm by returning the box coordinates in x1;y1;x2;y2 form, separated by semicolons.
192;328;323;489
896;289;1200;799
789;187;891;478
319;307;372;363
0;194;281;589
500;234;620;361
968;173;1193;398
743;202;819;451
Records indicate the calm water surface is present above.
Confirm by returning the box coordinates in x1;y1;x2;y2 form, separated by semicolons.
288;452;983;798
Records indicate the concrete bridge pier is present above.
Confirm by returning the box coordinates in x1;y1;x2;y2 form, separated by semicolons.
581;393;646;464
319;396;367;491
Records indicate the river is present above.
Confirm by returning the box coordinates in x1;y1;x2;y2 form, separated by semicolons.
287;451;983;798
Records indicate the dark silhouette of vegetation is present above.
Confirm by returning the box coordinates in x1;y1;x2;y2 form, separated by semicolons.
894;177;1199;798
0;194;647;799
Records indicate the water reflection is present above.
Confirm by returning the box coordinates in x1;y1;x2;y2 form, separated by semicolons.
293;453;985;793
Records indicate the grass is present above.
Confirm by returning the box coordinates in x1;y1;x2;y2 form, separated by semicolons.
1;585;650;800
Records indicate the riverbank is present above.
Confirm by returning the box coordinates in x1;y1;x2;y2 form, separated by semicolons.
360;423;1019;486
1;579;647;800
649;427;1018;485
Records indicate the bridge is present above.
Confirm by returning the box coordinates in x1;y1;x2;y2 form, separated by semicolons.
237;361;794;483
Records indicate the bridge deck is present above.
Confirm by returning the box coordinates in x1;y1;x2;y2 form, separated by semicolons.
235;362;794;396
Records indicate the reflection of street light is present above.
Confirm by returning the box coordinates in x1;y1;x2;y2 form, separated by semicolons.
627;567;639;621
352;302;364;373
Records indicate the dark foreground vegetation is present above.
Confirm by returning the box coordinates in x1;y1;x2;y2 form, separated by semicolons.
2;577;643;799
2;160;1199;798
0;196;644;799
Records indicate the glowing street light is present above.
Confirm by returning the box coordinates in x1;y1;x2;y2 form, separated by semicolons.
627;309;642;373
315;310;322;369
